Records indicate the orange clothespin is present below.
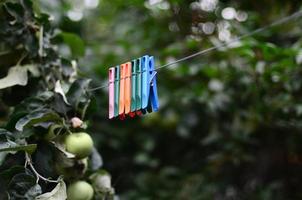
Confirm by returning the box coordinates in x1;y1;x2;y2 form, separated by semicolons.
119;64;126;115
119;62;132;117
124;62;132;114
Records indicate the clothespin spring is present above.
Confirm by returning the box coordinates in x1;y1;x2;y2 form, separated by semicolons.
149;71;157;85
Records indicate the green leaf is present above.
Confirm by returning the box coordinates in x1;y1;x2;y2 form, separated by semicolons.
0;152;9;166
6;92;55;130
66;79;91;109
3;2;24;22
15;109;61;131
8;173;42;200
0;128;13;138
0;166;25;181
24;64;40;77
0;129;14;165
0;66;28;90
35;180;67;200
0;143;37;154
60;32;85;58
25;184;43;199
54;80;70;105
51;141;75;159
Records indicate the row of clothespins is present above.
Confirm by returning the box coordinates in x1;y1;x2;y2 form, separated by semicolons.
108;55;159;120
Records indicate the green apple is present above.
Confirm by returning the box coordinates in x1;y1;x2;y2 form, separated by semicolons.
65;132;93;159
89;170;113;194
67;181;94;200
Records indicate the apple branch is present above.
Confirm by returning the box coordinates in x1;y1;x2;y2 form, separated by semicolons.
25;152;60;184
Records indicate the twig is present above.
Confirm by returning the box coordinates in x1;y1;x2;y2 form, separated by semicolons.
81;99;91;120
62;119;72;134
37;25;49;90
0;45;23;57
0;50;11;56
25;152;59;184
38;25;44;57
16;53;28;66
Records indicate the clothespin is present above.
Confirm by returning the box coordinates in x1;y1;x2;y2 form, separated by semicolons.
135;57;142;115
124;62;132;114
147;56;159;112
119;63;126;115
108;67;115;119
129;59;137;118
114;65;120;117
141;55;149;111
108;55;159;120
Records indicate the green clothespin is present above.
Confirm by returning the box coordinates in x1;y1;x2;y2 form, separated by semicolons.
136;58;142;111
131;59;137;112
114;65;120;117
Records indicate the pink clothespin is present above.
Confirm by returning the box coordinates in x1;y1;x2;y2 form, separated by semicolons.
108;67;115;119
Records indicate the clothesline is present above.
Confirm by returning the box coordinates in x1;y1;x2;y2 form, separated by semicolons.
88;9;302;92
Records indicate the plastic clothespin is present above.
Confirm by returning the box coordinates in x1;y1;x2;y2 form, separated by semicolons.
108;67;115;119
109;55;159;120
135;57;142;114
114;65;120;117
147;56;159;112
129;59;137;118
141;55;150;111
124;62;132;114
119;63;126;115
130;59;137;112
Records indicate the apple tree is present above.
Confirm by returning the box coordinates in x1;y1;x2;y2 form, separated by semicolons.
0;0;113;199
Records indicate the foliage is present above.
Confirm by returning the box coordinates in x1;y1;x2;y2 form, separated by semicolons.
0;0;113;199
1;0;302;200
62;0;301;199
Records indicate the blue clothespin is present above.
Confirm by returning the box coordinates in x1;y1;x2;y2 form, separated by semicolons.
141;55;159;114
147;56;159;112
141;55;150;110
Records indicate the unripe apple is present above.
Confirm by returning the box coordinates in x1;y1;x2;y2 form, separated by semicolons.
89;170;113;194
65;132;93;159
67;181;94;200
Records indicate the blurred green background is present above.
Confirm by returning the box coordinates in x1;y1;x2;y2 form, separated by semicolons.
39;0;302;199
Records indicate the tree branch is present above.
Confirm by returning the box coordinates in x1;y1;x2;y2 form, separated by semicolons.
25;152;59;184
